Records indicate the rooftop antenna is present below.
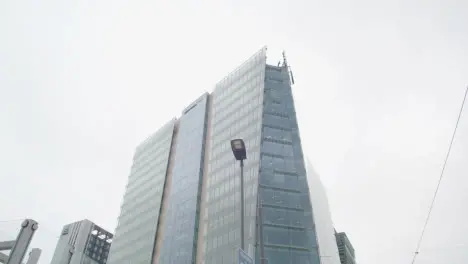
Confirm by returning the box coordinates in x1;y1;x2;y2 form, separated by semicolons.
282;50;295;85
282;51;288;68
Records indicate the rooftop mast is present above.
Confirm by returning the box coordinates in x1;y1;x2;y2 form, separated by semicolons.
281;50;295;85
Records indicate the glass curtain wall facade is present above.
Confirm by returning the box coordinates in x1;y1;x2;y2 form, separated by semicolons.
107;120;176;264
202;48;266;264
107;47;339;264
256;64;320;264
202;47;325;264
158;94;209;264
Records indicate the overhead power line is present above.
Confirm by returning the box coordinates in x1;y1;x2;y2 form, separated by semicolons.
0;218;25;224
411;85;468;264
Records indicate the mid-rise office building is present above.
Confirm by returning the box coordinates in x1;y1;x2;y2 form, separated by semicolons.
107;47;341;264
50;219;113;264
335;231;356;264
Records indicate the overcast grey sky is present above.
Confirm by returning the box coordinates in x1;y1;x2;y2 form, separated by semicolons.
1;0;467;263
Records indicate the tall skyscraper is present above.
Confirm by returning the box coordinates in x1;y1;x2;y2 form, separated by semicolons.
50;219;113;264
335;231;356;264
107;47;341;264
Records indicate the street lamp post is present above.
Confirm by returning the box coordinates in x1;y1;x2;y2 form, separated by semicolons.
230;139;247;251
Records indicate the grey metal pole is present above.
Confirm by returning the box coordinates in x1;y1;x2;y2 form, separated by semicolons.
25;249;41;264
7;219;38;264
257;185;266;264
240;159;245;251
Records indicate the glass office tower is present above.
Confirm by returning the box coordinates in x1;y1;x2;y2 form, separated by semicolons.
202;48;266;263
256;61;320;264
108;47;340;264
158;94;209;264
107;120;176;264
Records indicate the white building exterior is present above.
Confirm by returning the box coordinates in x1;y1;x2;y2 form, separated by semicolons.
50;219;113;264
305;158;342;264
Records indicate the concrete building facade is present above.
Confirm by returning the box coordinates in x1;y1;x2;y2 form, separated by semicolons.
50;219;113;264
